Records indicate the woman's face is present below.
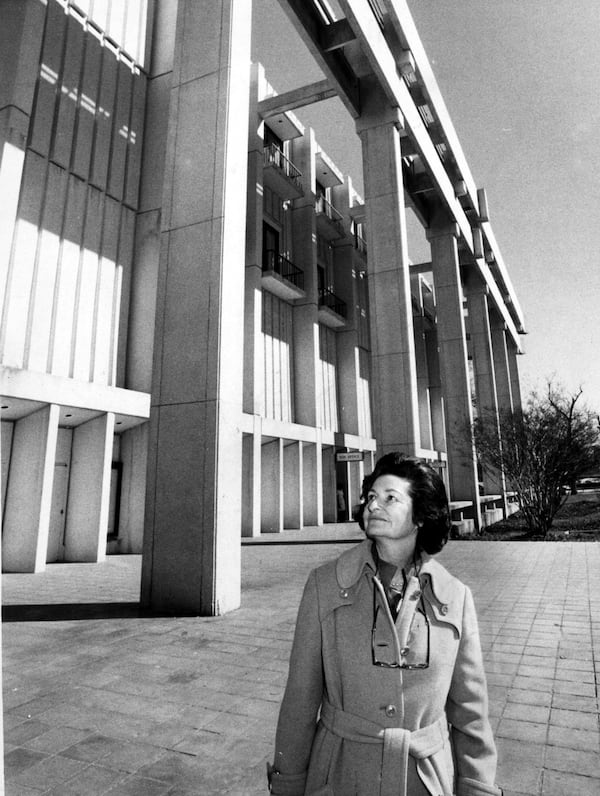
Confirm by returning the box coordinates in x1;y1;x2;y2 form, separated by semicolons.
363;474;419;543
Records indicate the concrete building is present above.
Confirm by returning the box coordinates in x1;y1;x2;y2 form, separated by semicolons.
0;0;526;615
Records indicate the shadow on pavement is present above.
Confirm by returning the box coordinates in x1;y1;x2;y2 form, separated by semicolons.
1;602;153;622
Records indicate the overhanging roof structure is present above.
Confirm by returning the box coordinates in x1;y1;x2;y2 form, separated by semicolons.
270;0;526;349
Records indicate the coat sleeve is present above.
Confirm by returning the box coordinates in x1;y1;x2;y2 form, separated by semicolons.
445;585;503;796
269;568;324;795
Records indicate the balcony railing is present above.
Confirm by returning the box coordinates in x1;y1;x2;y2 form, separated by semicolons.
263;144;302;192
319;287;347;319
315;194;344;224
262;250;304;290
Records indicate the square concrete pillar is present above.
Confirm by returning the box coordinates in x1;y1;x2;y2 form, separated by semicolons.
466;279;506;500
284;440;302;529
427;214;480;524
322;446;337;522
356;81;420;454
115;424;148;554
490;313;514;416
414;316;434;451
141;0;251;615
241;429;262;538
333;241;362;436
3;404;59;572
302;441;322;526
65;413;115;562
261;438;283;533
508;341;522;414
424;328;446;453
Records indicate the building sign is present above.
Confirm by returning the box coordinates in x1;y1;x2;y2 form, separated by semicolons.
336;451;364;462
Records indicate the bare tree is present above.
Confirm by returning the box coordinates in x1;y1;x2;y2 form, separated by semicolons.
473;383;600;537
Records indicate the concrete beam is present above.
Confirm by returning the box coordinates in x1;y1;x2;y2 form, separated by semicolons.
275;0;360;116
258;79;337;117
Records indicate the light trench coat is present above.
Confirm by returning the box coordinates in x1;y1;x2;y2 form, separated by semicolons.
269;540;502;796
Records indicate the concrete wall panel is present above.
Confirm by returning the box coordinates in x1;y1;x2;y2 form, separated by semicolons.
93;197;120;384
91;49;117;191
115;207;135;387
73;31;102;180
1;151;46;368
72;186;102;381
27;163;68;373
108;61;133;201
30;2;66;158
53;15;84;169
125;76;147;208
51;175;85;377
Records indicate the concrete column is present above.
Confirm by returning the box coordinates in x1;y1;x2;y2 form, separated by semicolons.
333;234;361;436
114;423;147;553
302;441;322;525
414;315;434;451
490;312;514;416
291;131;319;427
427;212;480;525
284;440;302;528
243;64;265;416
507;341;522;414
465;278;506;499
261;438;283;532
141;0;250;615
356;82;420;455
65;413;115;562
241;424;262;538
3;404;59;572
126;1;178;394
424;328;445;452
322;445;337;522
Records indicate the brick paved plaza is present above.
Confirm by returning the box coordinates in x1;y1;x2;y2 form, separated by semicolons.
2;537;600;795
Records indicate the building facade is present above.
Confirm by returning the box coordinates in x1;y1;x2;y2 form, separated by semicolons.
0;0;525;615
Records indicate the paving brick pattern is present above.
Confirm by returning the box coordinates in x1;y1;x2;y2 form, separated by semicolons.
2;539;599;795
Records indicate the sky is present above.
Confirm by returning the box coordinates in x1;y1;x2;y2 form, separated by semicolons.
251;1;600;410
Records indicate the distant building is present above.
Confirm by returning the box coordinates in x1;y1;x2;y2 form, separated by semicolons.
0;1;525;614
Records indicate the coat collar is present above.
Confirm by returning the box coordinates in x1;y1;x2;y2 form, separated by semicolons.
335;539;457;605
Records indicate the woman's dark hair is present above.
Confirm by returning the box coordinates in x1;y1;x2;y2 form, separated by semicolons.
353;452;451;554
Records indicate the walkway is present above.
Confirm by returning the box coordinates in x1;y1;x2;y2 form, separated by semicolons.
2;535;600;795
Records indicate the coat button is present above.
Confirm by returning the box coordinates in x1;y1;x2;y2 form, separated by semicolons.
339;589;349;598
385;704;397;717
400;647;410;656
440;604;449;615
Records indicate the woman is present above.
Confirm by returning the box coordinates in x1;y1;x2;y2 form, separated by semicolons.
268;452;502;796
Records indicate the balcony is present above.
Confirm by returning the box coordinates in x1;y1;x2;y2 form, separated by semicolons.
262;250;305;301
263;144;304;200
318;287;347;329
315;195;345;241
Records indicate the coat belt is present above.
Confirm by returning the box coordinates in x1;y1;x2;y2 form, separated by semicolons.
320;700;450;796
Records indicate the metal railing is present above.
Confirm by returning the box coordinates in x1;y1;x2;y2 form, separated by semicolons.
315;194;345;227
263;144;302;191
319;287;347;318
262;250;304;290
